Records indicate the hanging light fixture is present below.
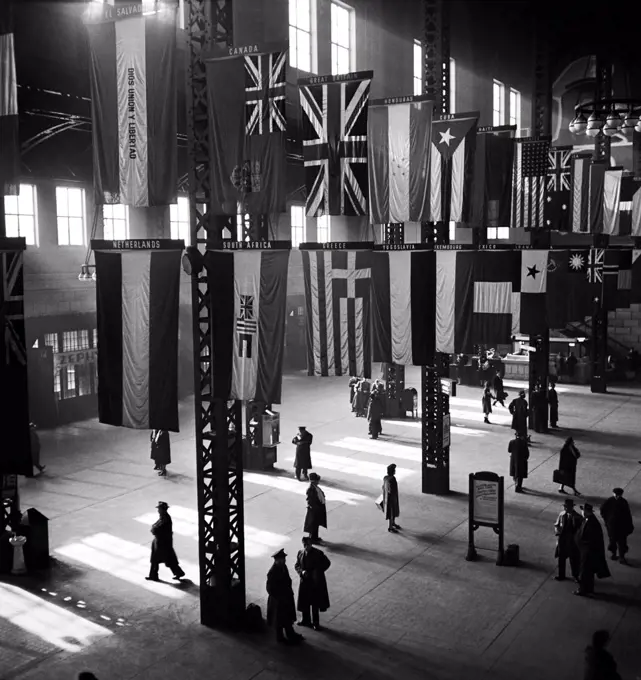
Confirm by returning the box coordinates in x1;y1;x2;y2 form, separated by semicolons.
569;112;588;135
636;118;641;134
585;111;603;138
621;110;639;135
603;107;622;136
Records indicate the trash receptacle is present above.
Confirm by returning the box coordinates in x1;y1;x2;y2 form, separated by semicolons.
21;508;50;571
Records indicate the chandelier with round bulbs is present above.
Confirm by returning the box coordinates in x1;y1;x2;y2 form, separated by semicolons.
569;99;641;138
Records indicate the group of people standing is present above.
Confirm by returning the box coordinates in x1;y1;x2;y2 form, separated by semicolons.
349;377;386;439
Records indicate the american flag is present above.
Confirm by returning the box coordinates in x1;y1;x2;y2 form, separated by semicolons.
511;139;550;229
299;72;372;217
244;51;286;136
544;145;572;230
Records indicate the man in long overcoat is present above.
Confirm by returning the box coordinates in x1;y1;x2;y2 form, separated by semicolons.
482;383;492;424
349;377;359;411
548;383;559;428
150;430;171;477
304;473;327;543
574;503;610;596
367;388;384;439
508;432;529;493
557;436;581;496
600;488;634;564
554;498;582;581
266;549;304;645
382;463;400;532
509;390;529;437
294;537;331;630
146;502;185;581
292;426;313;481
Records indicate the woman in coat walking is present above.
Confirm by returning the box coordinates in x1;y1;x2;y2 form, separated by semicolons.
482;382;492;424
294;537;331;631
558;436;581;496
382;464;400;532
304;473;326;543
150;430;171;477
508;432;529;493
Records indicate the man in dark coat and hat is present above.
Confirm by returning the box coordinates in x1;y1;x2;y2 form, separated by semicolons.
304;473;327;543
292;426;313;481
146;502;185;582
266;549;304;645
295;537;331;631
367;386;385;439
554;498;582;581
150;430;171;477
508;432;529;493
548;382;559;428
574;503;610;596
509;390;529;438
482;382;492;424
600;488;634;564
557;436;582;496
382;463;401;532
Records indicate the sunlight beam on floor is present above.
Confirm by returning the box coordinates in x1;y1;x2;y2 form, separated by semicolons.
0;582;113;652
381;420;485;437
243;471;366;505
284;451;415;480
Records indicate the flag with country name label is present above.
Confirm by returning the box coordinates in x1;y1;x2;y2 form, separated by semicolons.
0;0;19;195
371;250;435;365
301;248;372;377
94;241;183;432
511;250;549;336
0;238;31;475
204;248;290;403
367;96;433;224
85;2;178;208
428;113;479;224
207;48;287;215
511;138;549;229
544;146;572;231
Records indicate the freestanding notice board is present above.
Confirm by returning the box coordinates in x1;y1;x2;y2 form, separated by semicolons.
466;471;505;565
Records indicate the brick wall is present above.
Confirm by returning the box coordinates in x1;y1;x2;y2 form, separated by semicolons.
608;304;641;352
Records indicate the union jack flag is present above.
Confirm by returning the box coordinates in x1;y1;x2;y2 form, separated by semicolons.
544;145;572;231
547;146;572;192
1;249;25;366
587;248;604;284
245;51;286;136
299;71;372;217
237;294;257;334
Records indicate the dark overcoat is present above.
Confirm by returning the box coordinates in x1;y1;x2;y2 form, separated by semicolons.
509;396;528;434
295;547;331;612
548;388;559;424
349;377;359;404
554;509;582;558
558;440;580;488
382;474;400;520
508;437;529;479
150;513;180;567
304;484;327;532
600;497;634;540
266;563;297;628
575;515;611;580
368;391;385;421
482;390;492;415
150;431;171;466
293;430;313;470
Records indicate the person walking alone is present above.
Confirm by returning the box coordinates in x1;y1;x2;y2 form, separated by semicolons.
29;422;45;475
146;502;185;582
482;382;492;424
292;426;313;481
600;488;634;564
266;549;304;645
557;436;581;496
554;498;582;582
295;537;331;631
508;432;529;493
548;382;559;428
150;430;171;477
304;473;326;544
509;390;529;439
382;464;401;532
492;373;506;408
574;503;610;597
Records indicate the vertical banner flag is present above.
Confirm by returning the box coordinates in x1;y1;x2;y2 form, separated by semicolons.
85;2;178;208
510;138;550;229
615;249;632;309
301;246;372;377
371;248;435;365
544;146;572;231
602;249;632;311
632;250;641;304
429;112;479;224
602;167;623;235
0;0;19;195
434;250;521;354
618;175;641;237
546;250;597;329
471;129;515;228
627;177;641;237
0;238;31;475
588;161;607;234
511;250;549;336
299;71;372;217
570;153;593;233
204;246;290;403
206;45;287;215
93;240;183;432
367;95;433;224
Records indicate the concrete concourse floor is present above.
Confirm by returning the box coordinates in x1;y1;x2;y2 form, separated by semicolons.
1;368;640;680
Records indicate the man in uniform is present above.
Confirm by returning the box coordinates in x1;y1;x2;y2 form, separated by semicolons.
146;501;185;582
304;473;327;544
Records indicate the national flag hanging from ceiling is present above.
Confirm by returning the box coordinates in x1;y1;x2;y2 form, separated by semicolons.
301;247;372;377
510;138;549;229
602;167;623;235
602;249;631;312
511;250;549;336
428;112;479;224
569;153;593;233
371;249;435;365
618;175;641;237
0;0;19;196
299;71;372;217
632;250;641;304
204;248;290;403
367;95;433;224
615;249;632;309
93;240;183;432
546;249;596;329
434;250;521;354
544;146;572;231
85;2;178;208
206;47;287;215
470;130;515;228
0;238;31;475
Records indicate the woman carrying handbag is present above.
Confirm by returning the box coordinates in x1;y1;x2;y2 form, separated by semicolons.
555;436;582;496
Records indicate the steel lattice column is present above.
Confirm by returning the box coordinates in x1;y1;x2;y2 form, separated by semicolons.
186;0;247;628
421;0;450;495
382;224;405;409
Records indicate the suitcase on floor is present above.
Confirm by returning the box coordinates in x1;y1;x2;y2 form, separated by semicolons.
553;469;565;485
503;544;520;567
